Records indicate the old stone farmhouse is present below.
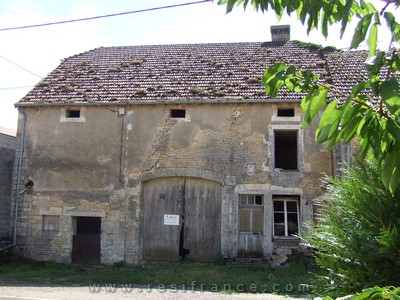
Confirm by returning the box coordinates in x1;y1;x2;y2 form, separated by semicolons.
8;26;367;264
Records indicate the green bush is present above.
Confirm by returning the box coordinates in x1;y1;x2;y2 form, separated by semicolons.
305;160;400;297
350;286;400;300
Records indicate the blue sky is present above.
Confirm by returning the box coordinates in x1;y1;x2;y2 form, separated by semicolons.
0;0;395;131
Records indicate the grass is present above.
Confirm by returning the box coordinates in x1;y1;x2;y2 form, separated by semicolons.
0;257;319;295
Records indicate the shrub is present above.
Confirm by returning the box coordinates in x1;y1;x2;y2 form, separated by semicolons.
350;286;400;300
305;160;400;297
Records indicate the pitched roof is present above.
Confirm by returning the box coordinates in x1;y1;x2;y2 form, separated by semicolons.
0;127;16;137
16;41;368;106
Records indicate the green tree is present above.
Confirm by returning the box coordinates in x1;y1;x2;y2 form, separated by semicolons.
305;160;400;296
219;0;400;193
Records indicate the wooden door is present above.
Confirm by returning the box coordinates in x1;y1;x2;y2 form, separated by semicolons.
72;217;101;264
184;178;221;261
142;177;184;260
142;177;221;261
238;198;264;258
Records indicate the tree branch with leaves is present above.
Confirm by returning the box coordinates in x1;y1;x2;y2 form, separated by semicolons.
219;0;400;193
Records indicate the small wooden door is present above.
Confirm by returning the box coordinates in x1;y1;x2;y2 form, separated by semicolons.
72;217;101;264
142;177;221;261
238;195;264;258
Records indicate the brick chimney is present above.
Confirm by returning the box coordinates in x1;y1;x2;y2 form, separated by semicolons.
270;25;290;43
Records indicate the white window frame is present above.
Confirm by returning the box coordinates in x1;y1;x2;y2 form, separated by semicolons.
273;196;300;238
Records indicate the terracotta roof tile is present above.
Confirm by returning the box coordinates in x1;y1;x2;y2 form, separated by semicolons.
17;41;369;105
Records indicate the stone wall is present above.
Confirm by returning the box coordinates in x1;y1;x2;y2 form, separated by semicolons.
0;132;15;241
12;101;331;264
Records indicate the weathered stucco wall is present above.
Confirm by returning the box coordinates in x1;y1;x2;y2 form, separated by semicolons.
13;102;331;264
0;132;15;240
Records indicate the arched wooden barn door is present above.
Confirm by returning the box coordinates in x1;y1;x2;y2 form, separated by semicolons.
142;177;221;261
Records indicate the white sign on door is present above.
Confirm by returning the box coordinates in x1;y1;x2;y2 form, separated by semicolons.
164;214;180;226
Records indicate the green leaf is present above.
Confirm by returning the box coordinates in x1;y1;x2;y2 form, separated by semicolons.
285;77;301;92
343;115;362;144
301;86;328;127
381;78;400;116
382;150;394;188
286;65;296;74
340;0;354;38
284;66;303;92
385;12;400;43
382;150;399;193
340;103;365;144
351;13;373;49
387;118;400;142
298;1;307;24
367;22;378;57
362;1;378;14
315;100;342;145
221;0;237;13
263;62;287;97
358;136;370;160
321;9;328;38
354;287;390;300
348;81;370;100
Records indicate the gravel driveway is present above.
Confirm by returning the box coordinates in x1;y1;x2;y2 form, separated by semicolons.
0;285;304;300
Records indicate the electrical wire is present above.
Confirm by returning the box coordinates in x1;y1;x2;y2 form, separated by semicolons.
0;0;213;32
0;55;43;78
0;85;34;90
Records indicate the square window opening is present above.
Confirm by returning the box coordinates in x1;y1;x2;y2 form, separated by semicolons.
274;130;298;170
66;109;81;118
277;108;295;117
42;215;60;232
170;109;186;118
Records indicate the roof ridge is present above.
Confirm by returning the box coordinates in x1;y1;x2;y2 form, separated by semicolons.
64;40;301;54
